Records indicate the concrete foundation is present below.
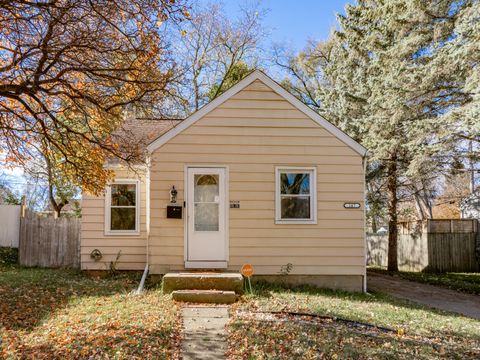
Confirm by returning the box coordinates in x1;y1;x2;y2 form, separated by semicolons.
252;274;364;292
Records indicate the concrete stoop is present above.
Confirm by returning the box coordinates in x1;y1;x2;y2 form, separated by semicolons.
163;272;244;304
172;289;237;304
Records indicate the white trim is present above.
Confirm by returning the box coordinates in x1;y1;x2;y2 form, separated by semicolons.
183;166;188;262
146;70;367;157
362;156;367;293
224;166;230;262
275;166;317;225
184;165;229;266
145;156;151;266
104;179;140;236
185;261;228;269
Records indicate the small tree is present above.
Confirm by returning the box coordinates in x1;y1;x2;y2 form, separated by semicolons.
44;157;79;218
206;62;254;101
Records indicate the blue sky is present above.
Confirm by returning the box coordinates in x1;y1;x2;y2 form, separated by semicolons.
209;0;352;50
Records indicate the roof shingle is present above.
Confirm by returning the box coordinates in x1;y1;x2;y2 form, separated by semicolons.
109;118;183;164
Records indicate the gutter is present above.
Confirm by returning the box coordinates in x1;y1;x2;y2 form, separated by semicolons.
136;155;151;294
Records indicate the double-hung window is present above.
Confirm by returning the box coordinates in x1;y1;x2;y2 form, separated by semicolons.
275;167;317;224
105;180;140;234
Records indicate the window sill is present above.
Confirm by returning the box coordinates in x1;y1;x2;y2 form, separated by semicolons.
275;219;317;225
104;230;141;236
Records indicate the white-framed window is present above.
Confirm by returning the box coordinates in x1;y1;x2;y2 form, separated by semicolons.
105;179;140;235
275;167;317;224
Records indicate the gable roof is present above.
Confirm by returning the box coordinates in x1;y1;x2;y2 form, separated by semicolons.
147;70;367;156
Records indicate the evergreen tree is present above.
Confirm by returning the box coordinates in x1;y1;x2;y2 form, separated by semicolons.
279;0;478;271
323;0;475;271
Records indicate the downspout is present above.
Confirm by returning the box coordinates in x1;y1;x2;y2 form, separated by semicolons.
362;152;368;293
136;155;151;294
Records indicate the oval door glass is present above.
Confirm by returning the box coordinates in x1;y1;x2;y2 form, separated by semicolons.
194;174;219;231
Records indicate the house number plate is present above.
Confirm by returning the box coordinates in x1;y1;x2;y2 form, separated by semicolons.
344;203;361;209
230;200;240;209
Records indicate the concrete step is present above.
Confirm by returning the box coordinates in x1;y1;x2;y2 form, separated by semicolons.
163;272;244;294
172;289;237;304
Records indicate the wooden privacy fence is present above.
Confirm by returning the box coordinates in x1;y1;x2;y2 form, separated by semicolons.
367;219;480;272
398;219;478;234
19;209;80;268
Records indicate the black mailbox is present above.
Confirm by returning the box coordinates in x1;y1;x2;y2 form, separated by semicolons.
166;205;182;219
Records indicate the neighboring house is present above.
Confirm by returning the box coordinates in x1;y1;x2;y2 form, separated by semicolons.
460;191;480;219
81;71;368;292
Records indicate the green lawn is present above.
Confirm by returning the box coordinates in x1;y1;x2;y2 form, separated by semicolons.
3;265;479;359
0;265;180;359
368;267;480;295
227;283;480;359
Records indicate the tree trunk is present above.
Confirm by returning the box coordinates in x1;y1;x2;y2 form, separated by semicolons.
371;215;378;233
414;193;426;220
194;81;199;112
420;179;433;219
50;197;66;219
49;186;60;219
366;181;378;233
48;181;66;218
387;156;398;272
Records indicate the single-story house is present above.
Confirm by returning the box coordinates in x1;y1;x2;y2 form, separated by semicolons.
81;70;368;292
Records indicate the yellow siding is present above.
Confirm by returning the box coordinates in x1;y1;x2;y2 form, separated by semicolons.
80;168;147;270
149;80;365;276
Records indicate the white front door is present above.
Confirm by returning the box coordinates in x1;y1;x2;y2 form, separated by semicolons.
186;167;227;266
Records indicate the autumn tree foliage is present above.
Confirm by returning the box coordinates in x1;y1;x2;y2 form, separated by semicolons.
0;0;188;195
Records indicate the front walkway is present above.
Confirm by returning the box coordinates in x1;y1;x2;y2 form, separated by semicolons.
181;306;229;359
367;271;480;320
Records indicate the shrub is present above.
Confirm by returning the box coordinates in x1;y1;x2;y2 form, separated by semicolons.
0;247;19;265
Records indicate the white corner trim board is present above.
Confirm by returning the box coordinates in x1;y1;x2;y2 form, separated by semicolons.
146;70;367;157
